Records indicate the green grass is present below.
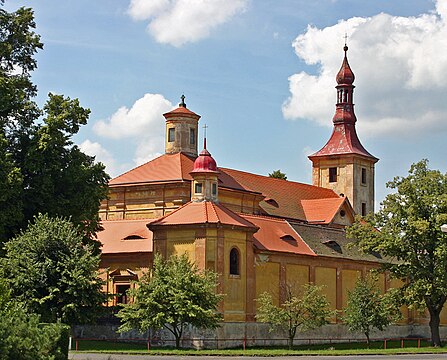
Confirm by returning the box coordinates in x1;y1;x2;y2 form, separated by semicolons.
72;339;447;356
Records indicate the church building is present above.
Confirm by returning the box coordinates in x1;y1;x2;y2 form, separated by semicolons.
97;46;445;334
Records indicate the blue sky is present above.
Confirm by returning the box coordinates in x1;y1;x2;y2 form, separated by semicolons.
4;0;446;208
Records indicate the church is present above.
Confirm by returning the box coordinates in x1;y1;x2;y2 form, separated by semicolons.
96;45;446;337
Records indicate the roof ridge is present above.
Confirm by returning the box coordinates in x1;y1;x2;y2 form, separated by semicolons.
209;202;220;223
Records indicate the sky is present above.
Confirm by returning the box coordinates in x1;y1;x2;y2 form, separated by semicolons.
4;0;447;208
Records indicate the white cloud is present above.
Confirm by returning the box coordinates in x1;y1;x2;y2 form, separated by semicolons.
92;93;174;171
283;0;447;138
94;93;172;139
79;140;124;177
127;0;248;47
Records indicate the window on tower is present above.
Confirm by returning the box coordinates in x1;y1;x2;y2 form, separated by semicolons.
168;127;175;142
212;183;217;196
190;128;195;145
329;167;337;183
361;168;367;185
361;202;367;216
195;182;203;194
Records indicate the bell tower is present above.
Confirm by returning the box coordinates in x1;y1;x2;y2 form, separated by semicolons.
308;44;378;216
163;95;200;157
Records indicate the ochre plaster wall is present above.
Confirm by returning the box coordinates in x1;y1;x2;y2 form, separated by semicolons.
341;269;361;310
223;230;247;322
315;266;337;323
255;261;280;307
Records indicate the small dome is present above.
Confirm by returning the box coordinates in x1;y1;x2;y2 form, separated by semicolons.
336;46;355;85
191;148;218;173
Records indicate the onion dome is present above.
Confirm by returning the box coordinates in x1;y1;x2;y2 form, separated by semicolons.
336;45;355;85
190;145;218;174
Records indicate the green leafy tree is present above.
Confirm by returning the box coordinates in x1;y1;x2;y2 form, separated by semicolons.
0;5;109;245
347;159;447;346
343;275;402;345
256;283;335;349
268;169;287;180
0;279;68;360
117;254;223;349
1;214;106;326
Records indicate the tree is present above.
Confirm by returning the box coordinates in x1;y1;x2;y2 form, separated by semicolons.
256;283;334;349
0;5;109;245
343;275;402;346
1;214;106;326
269;169;287;180
0;279;68;360
347;159;447;346
117;254;223;349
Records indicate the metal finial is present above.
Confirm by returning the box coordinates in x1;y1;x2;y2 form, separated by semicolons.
179;94;186;107
343;33;348;52
203;124;208;149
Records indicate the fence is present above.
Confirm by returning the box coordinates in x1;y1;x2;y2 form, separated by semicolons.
71;336;435;351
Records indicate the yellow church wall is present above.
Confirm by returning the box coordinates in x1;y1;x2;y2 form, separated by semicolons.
389;278;409;324
341;269;361;310
315;266;337;323
256;261;280;307
223;231;247;322
165;229;196;262
285;264;309;289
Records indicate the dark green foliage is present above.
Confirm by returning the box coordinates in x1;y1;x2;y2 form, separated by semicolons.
343;275;402;345
0;5;109;245
2;214;106;325
0;279;69;360
118;254;223;349
268;170;287;180
347;159;447;346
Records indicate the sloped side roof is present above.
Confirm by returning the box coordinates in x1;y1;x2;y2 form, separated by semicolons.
149;201;258;229
309;123;378;161
98;219;153;254
288;222;385;263
301;197;348;224
109;153;195;185
242;214;316;256
219;168;340;221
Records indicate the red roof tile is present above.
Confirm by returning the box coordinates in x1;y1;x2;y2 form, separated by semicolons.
149;201;258;229
301;197;347;224
98;219;153;254
308;123;378;160
219;168;340;221
163;106;200;119
242;214;316;256
110;153;195;185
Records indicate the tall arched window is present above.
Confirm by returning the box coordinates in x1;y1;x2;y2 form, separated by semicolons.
229;247;240;276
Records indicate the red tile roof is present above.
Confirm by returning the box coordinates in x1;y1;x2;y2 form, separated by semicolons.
109;153;346;223
98;219;153;254
219;167;340;221
242;214;316;256
110;152;195;185
308;123;378;160
149;201;258;230
301;197;347;224
163;106;200;119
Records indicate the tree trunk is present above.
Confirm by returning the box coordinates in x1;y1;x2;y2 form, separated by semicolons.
175;335;181;349
428;307;442;347
288;335;294;350
365;332;370;348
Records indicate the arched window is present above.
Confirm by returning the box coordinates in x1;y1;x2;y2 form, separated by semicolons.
229;247;240;276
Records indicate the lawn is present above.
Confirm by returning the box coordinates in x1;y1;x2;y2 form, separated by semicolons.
72;339;447;356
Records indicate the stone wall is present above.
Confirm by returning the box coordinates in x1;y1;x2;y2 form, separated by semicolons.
73;322;447;349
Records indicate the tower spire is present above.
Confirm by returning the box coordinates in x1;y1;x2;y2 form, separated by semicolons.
308;45;378;217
